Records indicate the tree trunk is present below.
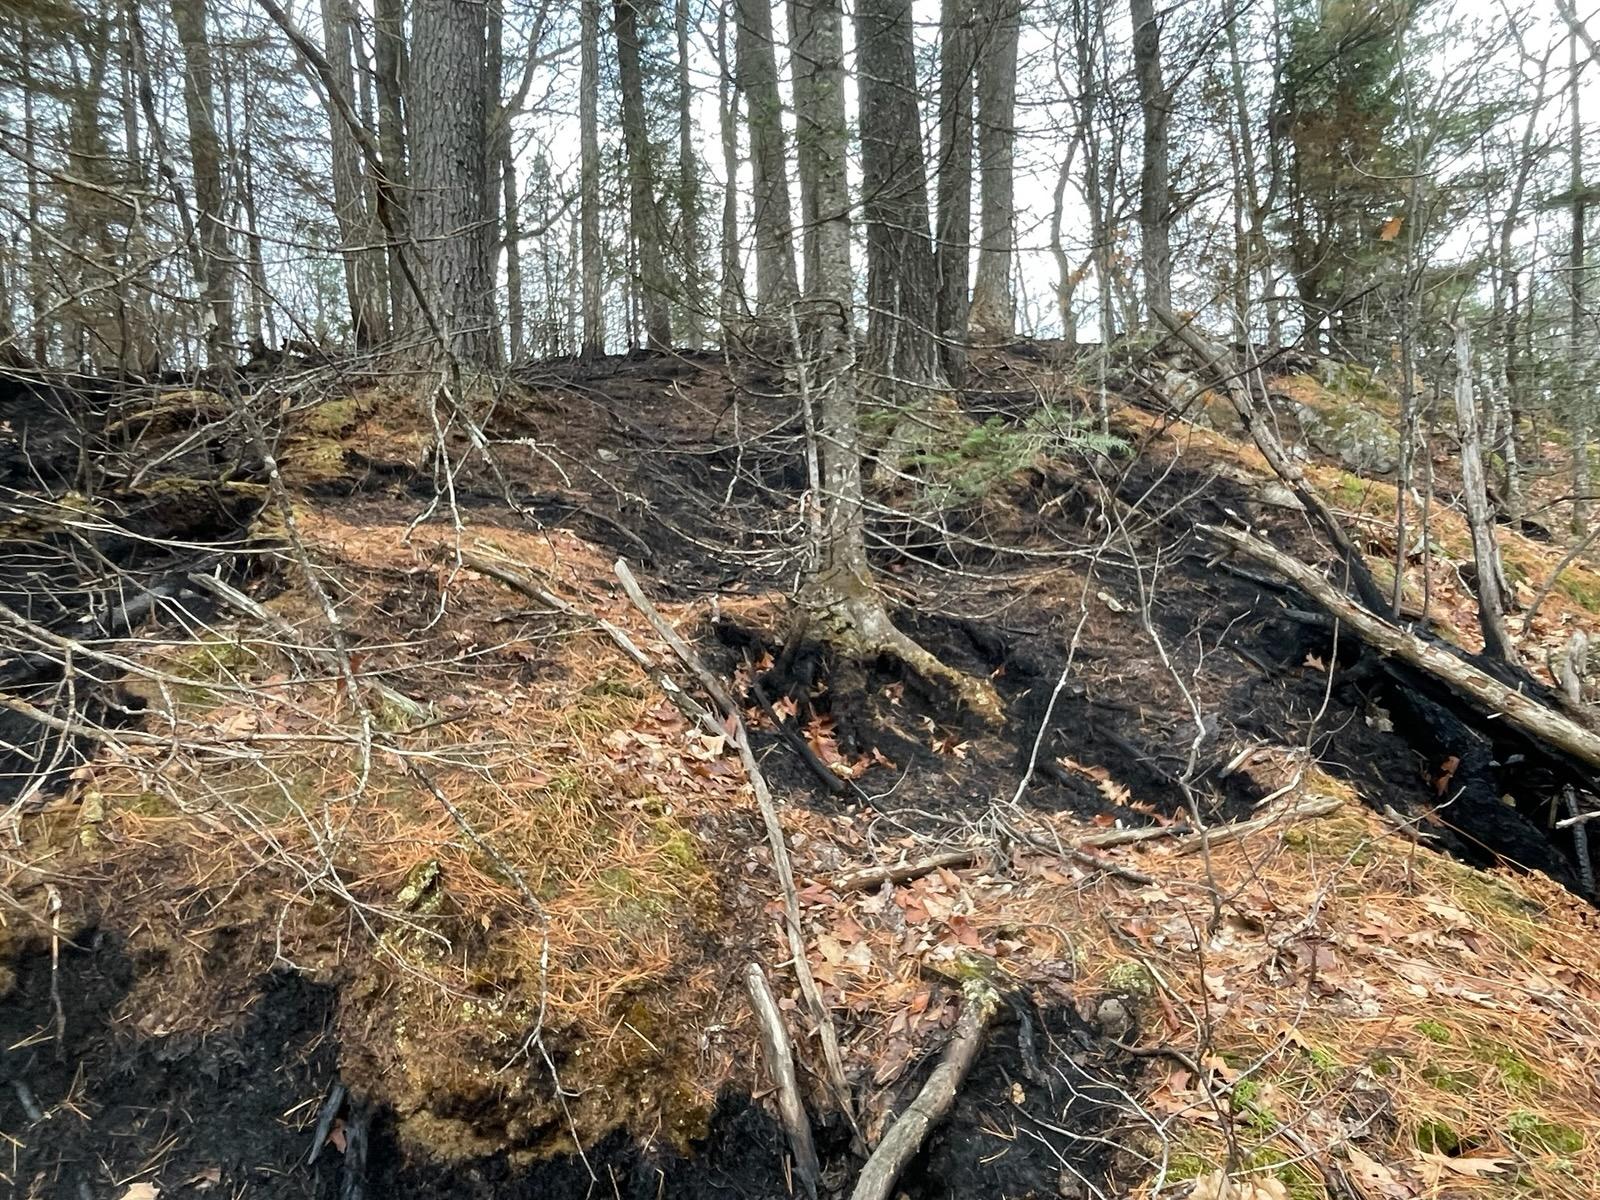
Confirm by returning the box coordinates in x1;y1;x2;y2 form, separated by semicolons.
580;0;605;357
676;0;703;349
1570;28;1590;534
788;0;821;295
967;0;1019;340
716;6;745;339
1453;325;1516;664
373;0;411;330
736;0;798;313
796;0;1001;723
856;0;947;435
933;0;973;379
615;0;673;350
169;0;235;366
321;0;387;348
411;0;498;367
1131;0;1171;318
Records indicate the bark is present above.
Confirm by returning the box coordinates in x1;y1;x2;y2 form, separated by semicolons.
788;0;821;294
933;0;974;378
716;6;745;337
411;0;498;366
1570;28;1589;534
855;0;947;424
580;0;605;357
169;0;235;365
796;0;1001;724
1207;523;1600;773
676;0;703;348
744;965;821;1200
967;0;1019;339
320;0;387;348
373;0;411;328
736;0;798;312
848;986;999;1200
615;0;673;349
1131;0;1171;318
1452;325;1516;665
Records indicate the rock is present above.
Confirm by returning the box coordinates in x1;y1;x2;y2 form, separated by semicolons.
1094;995;1132;1041
1292;398;1398;475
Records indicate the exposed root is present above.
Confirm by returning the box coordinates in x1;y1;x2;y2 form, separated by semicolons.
805;586;1005;725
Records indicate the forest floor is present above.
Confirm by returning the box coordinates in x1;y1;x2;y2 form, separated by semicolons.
3;344;1600;1200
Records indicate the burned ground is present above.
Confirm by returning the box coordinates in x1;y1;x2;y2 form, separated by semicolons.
5;347;1600;1199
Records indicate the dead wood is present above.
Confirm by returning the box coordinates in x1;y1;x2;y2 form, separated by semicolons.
744;963;822;1199
749;676;849;797
613;559;857;1129
1172;794;1344;855
1151;305;1389;615
847;983;999;1200
1205;523;1600;772
831;848;987;893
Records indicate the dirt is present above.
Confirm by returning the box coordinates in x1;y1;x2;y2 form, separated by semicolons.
4;345;1599;1200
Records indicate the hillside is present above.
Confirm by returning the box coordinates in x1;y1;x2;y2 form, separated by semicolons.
3;344;1600;1200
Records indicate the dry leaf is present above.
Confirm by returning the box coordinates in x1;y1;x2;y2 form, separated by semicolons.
1414;1151;1511;1185
118;1186;159;1200
1378;214;1404;241
1344;1146;1413;1199
1188;1169;1289;1200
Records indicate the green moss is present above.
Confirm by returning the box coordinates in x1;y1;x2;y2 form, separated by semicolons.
1414;1116;1462;1154
1466;1039;1543;1092
1421;1063;1477;1095
1163;1152;1213;1182
1506;1110;1584;1155
1415;1019;1453;1044
1245;1147;1323;1200
1105;960;1156;997
1555;570;1600;614
162;638;262;707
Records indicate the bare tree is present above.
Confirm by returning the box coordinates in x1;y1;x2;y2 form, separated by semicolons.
320;0;386;348
615;0;673;349
934;0;973;377
580;0;604;357
1131;0;1170;316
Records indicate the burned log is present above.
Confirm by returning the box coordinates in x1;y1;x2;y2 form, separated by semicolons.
1204;523;1600;771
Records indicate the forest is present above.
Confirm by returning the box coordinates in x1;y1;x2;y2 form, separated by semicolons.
5;0;1600;1198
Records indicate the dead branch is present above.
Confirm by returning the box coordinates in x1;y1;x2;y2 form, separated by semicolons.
1205;523;1600;771
1172;794;1345;856
832;848;987;893
847;983;999;1200
612;558;856;1129
1151;305;1388;615
744;963;822;1199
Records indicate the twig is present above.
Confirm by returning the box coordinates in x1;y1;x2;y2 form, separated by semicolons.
306;1081;348;1164
613;559;856;1129
847;983;999;1200
750;677;849;796
744;963;822;1199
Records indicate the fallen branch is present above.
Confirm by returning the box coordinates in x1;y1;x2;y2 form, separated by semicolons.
832;848;986;893
1205;523;1600;771
847;983;999;1200
613;559;856;1129
1152;305;1388;615
744;963;822;1199
1172;794;1344;856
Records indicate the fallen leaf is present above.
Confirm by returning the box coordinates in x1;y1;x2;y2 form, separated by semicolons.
118;1186;159;1200
1379;214;1404;241
1414;1151;1511;1185
1345;1146;1413;1199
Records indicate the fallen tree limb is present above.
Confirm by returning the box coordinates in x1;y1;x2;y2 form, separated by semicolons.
847;983;999;1200
744;963;822;1199
1172;794;1344;856
1151;305;1388;615
613;559;856;1131
1204;523;1600;772
832;848;987;893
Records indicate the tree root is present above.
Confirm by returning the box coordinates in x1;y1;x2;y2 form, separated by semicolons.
806;588;1005;726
